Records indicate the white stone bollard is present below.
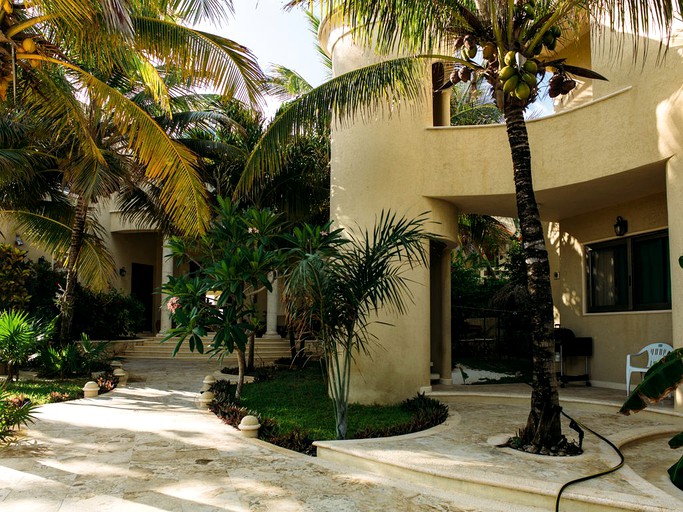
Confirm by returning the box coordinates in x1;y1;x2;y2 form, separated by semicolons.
113;368;128;386
83;381;99;398
238;415;261;438
110;360;123;369
197;390;215;409
202;375;216;392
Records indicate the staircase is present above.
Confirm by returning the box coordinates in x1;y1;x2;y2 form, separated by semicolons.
121;335;292;365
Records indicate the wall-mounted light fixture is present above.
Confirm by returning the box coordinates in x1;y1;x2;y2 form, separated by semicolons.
119;267;127;277
14;233;23;246
614;216;628;237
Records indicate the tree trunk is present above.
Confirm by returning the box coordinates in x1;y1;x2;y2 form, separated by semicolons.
59;196;89;344
247;332;255;372
503;101;562;449
329;348;349;440
235;347;246;401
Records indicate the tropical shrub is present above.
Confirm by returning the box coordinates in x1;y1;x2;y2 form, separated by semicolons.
452;239;533;358
162;199;285;400
620;348;683;490
36;343;84;378
95;372;119;394
71;288;145;340
48;391;75;403
0;244;31;312
0;390;36;442
78;335;111;375
24;258;143;339
25;258;64;321
35;335;114;379
0;310;36;381
354;394;449;438
283;213;429;440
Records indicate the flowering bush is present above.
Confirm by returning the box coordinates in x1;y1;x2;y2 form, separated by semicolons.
166;296;181;314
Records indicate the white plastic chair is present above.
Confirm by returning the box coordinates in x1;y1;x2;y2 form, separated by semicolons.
625;342;673;394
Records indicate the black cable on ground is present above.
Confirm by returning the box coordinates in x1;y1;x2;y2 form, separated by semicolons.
555;408;625;511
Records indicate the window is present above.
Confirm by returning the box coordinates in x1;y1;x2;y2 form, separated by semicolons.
586;230;670;312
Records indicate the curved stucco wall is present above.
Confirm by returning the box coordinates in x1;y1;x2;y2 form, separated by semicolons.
324;15;682;400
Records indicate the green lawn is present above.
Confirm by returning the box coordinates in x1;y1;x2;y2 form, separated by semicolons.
3;379;87;405
239;363;414;441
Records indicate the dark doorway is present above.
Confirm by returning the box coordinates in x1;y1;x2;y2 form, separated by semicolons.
131;263;154;332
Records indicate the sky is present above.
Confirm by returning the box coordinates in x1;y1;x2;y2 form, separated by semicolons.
200;1;329;117
201;1;553;119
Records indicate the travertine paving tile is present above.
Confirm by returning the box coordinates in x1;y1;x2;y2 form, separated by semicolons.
2;358;682;511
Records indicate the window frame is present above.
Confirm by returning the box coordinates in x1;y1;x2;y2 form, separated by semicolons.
585;229;670;313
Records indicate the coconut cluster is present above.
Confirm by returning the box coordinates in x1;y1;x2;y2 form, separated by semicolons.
499;51;540;101
435;1;595;108
548;72;576;98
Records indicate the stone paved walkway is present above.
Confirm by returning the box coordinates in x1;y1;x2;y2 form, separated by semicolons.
0;360;476;512
2;359;683;511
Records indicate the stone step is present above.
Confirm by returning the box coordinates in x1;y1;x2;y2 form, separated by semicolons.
121;336;292;364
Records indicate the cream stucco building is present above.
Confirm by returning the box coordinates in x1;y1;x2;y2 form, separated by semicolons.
2;11;681;408
319;14;683;405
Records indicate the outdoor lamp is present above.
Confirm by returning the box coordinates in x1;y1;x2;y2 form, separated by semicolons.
614;216;628;237
14;233;23;246
119;266;127;277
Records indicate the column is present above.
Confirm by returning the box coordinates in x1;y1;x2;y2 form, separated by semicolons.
666;157;683;410
439;248;453;385
159;239;174;335
262;272;280;338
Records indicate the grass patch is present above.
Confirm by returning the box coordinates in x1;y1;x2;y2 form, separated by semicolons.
238;363;414;441
3;379;87;405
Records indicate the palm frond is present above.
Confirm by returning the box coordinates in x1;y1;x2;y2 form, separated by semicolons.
588;0;680;52
266;64;314;101
133;17;265;106
304;9;333;73
0;207;114;289
171;0;235;26
125;52;171;114
30;0;131;34
115;184;177;235
176;138;247;161
158;110;245;137
237;56;425;194
327;0;482;53
20;67;107;181
41;58;211;235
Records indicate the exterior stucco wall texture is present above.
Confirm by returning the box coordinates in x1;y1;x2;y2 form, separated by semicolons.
323;15;682;402
556;193;672;388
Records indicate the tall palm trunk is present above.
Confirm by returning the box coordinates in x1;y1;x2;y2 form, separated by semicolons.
59;196;89;343
503;101;562;449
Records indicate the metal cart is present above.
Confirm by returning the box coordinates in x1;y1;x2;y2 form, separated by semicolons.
554;327;592;387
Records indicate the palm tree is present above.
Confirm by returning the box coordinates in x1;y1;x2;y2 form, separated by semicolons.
283;212;429;439
0;0;265;340
243;0;680;451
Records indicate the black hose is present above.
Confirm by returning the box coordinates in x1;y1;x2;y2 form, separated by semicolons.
555;409;625;511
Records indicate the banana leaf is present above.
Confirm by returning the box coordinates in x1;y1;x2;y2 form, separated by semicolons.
619;348;683;414
668;456;683;490
669;432;683;449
